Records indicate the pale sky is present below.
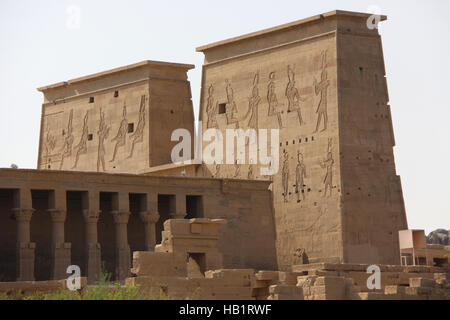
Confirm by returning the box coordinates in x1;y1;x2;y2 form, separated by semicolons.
0;0;449;234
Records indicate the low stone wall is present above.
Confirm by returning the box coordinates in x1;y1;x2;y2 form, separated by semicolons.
0;278;87;297
127;258;450;300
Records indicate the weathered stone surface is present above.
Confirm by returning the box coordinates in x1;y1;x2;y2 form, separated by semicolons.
409;278;436;288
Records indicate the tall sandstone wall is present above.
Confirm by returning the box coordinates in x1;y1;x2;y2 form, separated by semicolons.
37;61;195;174
197;11;408;270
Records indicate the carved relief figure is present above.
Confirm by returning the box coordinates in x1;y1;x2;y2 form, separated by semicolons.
215;164;221;178
245;73;261;129
248;160;254;180
320;138;334;197
206;85;218;129
267;72;283;128
97;108;110;172
59;109;74;170
295;151;307;202
128;95;147;159
293;248;309;265
282;150;290;202
110;104;128;162
225;79;239;125
233;160;241;178
44;123;56;168
73;111;89;169
285;65;306;126
314;51;330;133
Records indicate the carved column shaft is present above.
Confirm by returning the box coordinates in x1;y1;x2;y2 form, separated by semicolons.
49;209;66;244
173;194;187;219
83;209;101;284
13;208;35;281
140;211;160;251
13;208;34;243
112;211;130;281
48;209;71;280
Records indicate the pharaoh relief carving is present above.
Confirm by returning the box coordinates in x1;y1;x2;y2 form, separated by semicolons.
295;151;307;203
320;138;334;197
248;160;254;180
267;72;283;128
214;164;221;178
225;79;239;126
244;73;261;129
43;123;56;167
286;65;306;126
110;105;128;162
206;85;218;129
233;160;241;178
281;150;290;202
72;111;89;169
97;108;110;172
59;109;74;170
128;95;147;159
313;51;330;133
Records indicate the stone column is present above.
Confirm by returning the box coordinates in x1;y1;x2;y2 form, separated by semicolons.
172;193;187;219
48;209;71;280
111;192;131;281
111;211;130;280
139;211;160;251
12;205;35;281
83;210;101;284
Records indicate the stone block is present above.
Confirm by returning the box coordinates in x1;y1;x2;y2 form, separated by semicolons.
255;270;279;281
278;272;304;285
384;285;407;295
405;287;433;295
314;276;346;287
409;278;436;288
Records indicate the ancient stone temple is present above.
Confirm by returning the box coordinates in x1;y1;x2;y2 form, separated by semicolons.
197;10;407;269
0;11;410;285
37;61;195;174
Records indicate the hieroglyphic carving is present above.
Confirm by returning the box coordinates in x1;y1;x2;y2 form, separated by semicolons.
282;150;289;202
225;79;239;125
128;95;146;159
295;151;307;202
286;65;306;126
206;85;218;129
72;111;89;169
110;104;128;162
245;73;261;129
320;138;334;197
59;109;74;170
267;72;283;128
97;108;110;172
314;51;330;133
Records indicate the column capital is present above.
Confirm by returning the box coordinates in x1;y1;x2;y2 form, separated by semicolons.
139;211;160;224
83;209;101;223
12;208;35;222
47;209;67;222
111;211;130;224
